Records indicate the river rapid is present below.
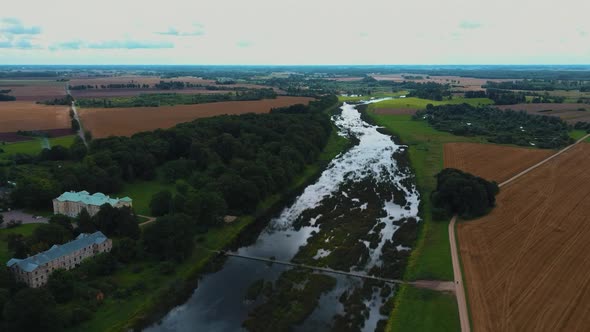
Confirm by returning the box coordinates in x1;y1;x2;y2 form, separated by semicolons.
146;100;420;332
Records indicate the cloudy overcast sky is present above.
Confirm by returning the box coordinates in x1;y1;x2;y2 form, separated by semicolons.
1;0;589;65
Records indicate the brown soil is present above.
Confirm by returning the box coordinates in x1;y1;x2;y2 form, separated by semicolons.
79;96;314;138
70;88;232;98
373;108;418;115
69;75;273;91
370;74;512;92
410;280;455;293
69;75;216;86
443;143;555;183
0;81;65;101
457;143;590;332
0;101;70;132
495;103;590;124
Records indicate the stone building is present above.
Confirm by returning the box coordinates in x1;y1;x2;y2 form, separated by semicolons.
53;190;132;217
6;231;112;288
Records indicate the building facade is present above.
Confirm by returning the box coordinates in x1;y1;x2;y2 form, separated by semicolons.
53;191;132;217
6;232;112;288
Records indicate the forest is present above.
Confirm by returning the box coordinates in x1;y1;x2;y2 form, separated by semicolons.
415;104;572;148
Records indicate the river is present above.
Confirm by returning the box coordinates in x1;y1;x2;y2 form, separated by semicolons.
146;100;420;332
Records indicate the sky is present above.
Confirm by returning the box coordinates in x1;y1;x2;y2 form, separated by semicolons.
1;0;589;65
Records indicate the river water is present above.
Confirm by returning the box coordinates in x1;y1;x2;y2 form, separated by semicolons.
146;100;420;332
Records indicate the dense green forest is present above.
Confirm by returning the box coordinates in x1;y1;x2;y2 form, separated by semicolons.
415;104;572;148
432;168;499;219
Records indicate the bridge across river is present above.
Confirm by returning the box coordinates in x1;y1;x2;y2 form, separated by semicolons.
219;251;406;285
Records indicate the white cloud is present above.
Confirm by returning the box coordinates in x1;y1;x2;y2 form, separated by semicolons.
1;0;589;64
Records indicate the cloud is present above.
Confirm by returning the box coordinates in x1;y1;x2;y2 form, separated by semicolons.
88;40;174;49
236;40;253;48
0;17;41;35
459;21;483;29
156;23;204;36
0;36;39;49
49;40;84;51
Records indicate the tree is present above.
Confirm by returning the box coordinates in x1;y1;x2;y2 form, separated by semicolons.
3;288;63;332
142;214;194;261
0;214;4;227
112;238;139;263
149;190;173;216
71;119;80;131
431;168;499;219
76;208;96;233
46;269;75;303
30;223;73;252
49;214;74;232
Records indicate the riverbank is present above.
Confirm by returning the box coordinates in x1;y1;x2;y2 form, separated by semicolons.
362;112;485;331
70;103;349;332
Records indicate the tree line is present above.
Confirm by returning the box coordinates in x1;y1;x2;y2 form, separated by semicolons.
416;104;572;148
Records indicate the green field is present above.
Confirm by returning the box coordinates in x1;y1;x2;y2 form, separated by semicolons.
365;113;487;331
338;91;409;102
0;135;76;158
0;224;42;263
116;179;177;216
368;97;493;110
568;129;589;141
388;286;460;332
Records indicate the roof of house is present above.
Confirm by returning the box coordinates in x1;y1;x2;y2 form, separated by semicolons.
54;191;132;207
6;231;109;272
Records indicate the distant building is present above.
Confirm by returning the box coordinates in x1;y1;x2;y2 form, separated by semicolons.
53;190;132;217
6;231;112;288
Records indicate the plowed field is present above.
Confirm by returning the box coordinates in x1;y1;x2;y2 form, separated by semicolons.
0;101;70;132
443;143;554;182
79;96;313;138
457;143;590;332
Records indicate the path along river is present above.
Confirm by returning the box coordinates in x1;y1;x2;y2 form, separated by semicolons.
146;100;420;332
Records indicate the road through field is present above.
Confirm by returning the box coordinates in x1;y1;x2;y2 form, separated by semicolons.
449;133;590;332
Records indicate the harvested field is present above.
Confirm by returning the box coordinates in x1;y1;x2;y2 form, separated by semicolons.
373;108;418;115
0;128;74;143
70;88;232;99
0;101;70;132
69;75;274;91
79;96;314;138
496;103;590;124
69;75;215;86
370;74;512;92
458;143;590;332
443;143;554;183
0;79;65;101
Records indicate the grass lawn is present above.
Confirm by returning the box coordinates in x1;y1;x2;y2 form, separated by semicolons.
338;91;409;102
368;97;493;110
365;113;486;332
0;135;76;158
0;224;42;263
388;286;460;332
568;129;589;141
116;179;177;216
